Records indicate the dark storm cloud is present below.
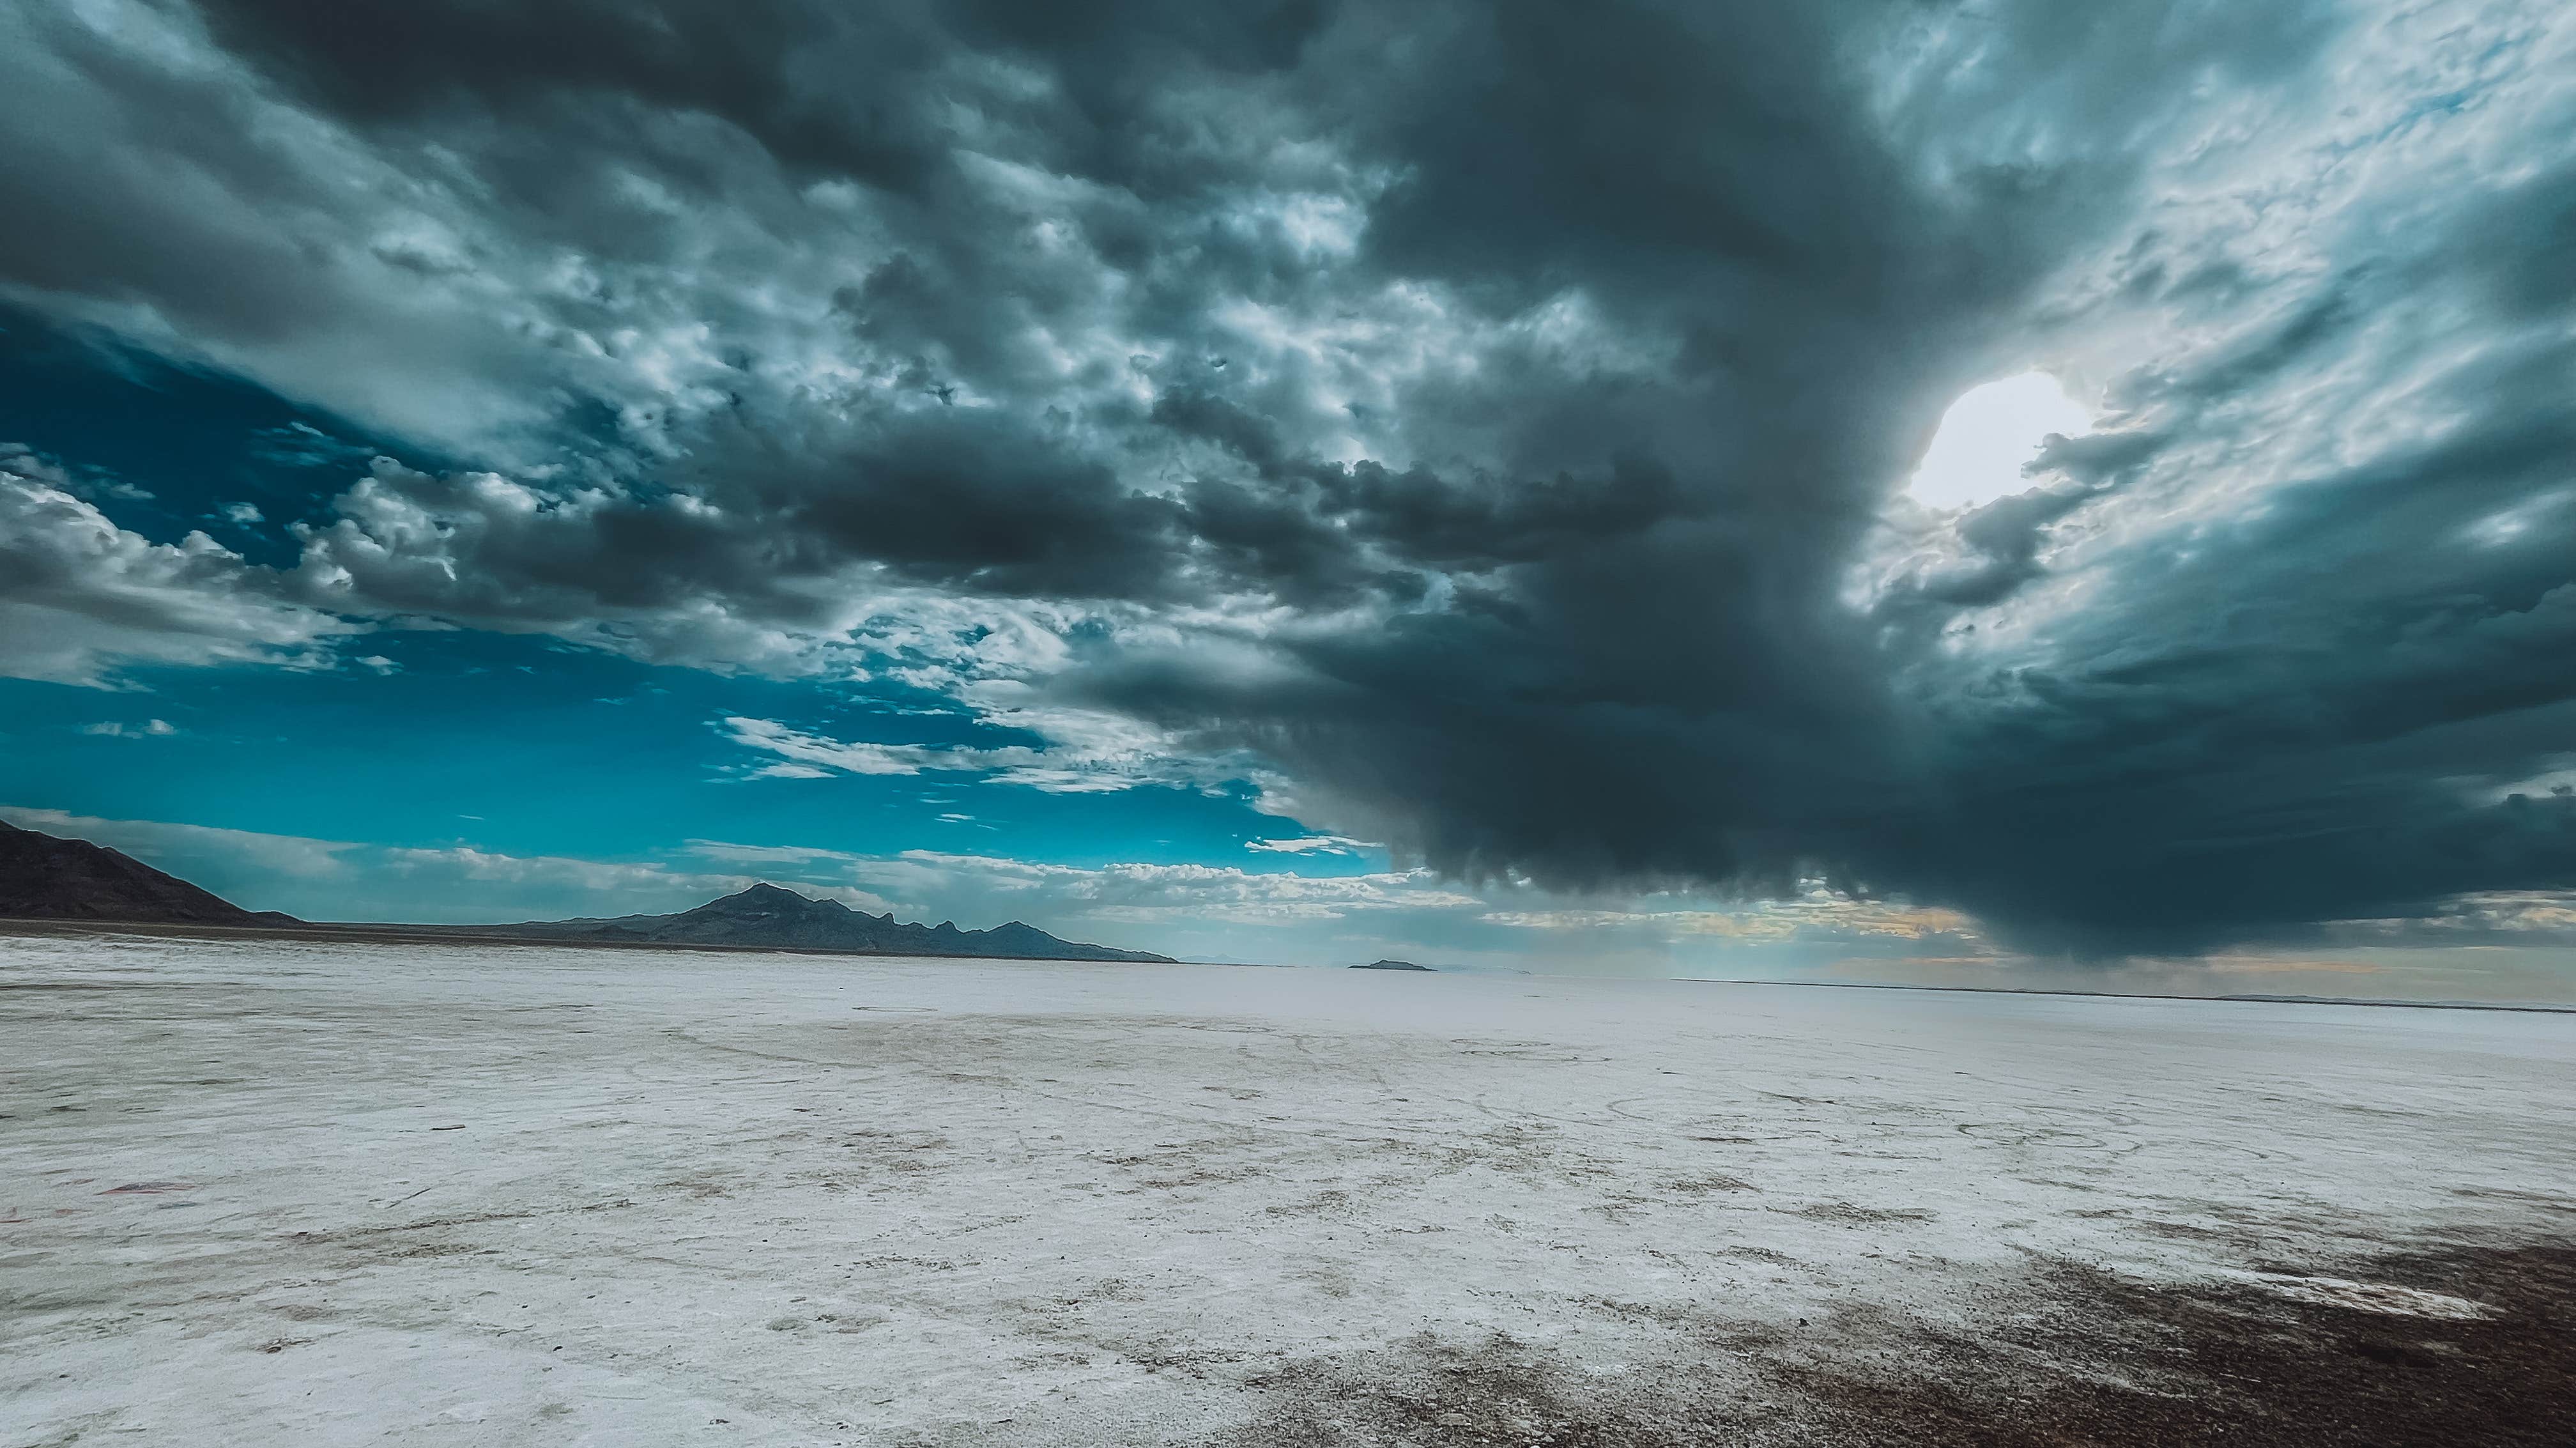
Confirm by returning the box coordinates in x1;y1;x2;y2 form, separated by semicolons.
704;412;1192;601
5;0;2573;956
194;0;1332;191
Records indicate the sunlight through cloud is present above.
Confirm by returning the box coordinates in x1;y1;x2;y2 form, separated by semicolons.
1906;371;2094;511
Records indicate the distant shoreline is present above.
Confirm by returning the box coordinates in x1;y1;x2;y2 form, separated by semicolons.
1682;974;2576;1015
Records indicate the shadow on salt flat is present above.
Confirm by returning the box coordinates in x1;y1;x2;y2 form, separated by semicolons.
1213;1238;2576;1448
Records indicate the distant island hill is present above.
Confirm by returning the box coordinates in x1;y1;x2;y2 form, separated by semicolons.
1353;959;1436;971
0;818;1172;964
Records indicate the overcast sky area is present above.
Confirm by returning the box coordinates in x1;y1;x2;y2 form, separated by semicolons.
4;0;2575;1000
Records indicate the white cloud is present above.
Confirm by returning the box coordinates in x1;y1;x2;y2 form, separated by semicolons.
682;839;866;866
1246;835;1374;855
719;715;1046;779
79;718;178;737
717;713;1218;795
0;448;355;687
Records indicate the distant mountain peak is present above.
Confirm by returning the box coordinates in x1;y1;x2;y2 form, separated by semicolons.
716;881;822;905
686;882;854;918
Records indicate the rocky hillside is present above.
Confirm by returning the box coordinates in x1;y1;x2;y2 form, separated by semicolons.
0;819;295;925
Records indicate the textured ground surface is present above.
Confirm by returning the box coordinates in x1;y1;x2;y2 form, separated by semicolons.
3;930;2571;1445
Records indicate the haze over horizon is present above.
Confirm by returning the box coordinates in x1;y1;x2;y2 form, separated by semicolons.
6;1;2576;1000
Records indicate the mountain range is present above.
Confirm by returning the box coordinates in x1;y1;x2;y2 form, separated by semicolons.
484;882;1174;962
0;819;1172;962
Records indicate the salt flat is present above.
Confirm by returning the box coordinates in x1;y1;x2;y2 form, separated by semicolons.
3;932;2571;1446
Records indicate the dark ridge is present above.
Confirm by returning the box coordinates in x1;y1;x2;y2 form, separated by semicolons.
0;818;296;927
1354;959;1436;971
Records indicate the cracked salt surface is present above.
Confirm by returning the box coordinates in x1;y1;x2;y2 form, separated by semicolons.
1;930;2570;1445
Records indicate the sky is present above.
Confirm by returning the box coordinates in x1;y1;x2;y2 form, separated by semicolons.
4;1;2575;1001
